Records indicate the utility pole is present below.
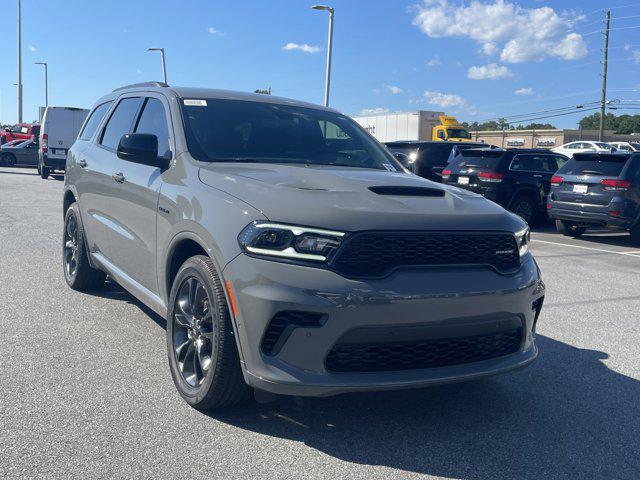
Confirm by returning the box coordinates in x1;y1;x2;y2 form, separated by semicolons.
17;0;23;123
598;10;610;142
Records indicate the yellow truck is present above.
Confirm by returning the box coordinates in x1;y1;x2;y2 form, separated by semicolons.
353;111;474;143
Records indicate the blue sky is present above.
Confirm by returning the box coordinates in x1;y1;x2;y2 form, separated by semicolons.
1;0;639;127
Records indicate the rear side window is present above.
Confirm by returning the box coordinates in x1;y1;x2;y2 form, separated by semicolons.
449;149;503;170
100;97;141;150
134;98;170;157
79;102;113;141
557;154;630;177
510;154;558;173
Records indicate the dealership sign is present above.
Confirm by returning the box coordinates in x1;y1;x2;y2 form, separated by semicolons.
536;137;556;146
506;138;525;146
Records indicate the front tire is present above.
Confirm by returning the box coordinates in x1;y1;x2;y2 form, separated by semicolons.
556;219;586;237
167;255;250;410
63;203;106;290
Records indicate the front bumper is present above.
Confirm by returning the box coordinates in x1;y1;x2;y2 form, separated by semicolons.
224;253;544;397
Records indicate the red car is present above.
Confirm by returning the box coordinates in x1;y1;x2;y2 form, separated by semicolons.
0;123;40;145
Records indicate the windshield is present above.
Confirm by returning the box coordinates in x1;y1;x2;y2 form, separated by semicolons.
180;99;400;171
630;142;640;150
447;128;471;139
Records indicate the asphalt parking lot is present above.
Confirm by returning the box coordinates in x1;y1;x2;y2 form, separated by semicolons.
1;167;639;480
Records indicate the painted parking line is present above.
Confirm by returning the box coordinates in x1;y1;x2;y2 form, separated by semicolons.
531;238;640;258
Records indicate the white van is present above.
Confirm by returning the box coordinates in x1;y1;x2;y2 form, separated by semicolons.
38;106;89;179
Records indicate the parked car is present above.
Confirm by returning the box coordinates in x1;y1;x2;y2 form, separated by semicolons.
1;123;40;145
608;141;640;152
552;141;615;158
441;148;568;224
38;106;89;179
384;140;490;181
547;151;640;243
63;82;544;410
0;139;39;167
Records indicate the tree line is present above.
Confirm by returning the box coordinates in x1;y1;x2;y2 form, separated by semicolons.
462;113;640;134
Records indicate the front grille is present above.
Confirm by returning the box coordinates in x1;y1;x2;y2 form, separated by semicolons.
325;328;522;372
333;231;519;277
261;311;325;356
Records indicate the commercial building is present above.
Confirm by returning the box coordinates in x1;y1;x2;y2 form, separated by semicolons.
471;129;639;149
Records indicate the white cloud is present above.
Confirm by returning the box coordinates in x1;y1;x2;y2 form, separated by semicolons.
623;44;631;51
423;90;466;108
207;27;223;35
426;58;441;67
633;50;640;64
359;108;390;115
514;87;533;95
386;85;403;94
136;68;142;75
412;0;587;63
28;45;36;52
467;63;513;80
282;42;321;53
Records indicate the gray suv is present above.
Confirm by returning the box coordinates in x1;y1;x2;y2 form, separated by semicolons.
63;82;545;409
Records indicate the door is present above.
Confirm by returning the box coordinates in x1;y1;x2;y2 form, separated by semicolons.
109;96;172;294
80;96;142;265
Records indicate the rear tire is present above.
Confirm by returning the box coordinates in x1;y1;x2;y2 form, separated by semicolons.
40;162;50;179
556;219;586;237
167;255;251;410
1;153;16;167
63;203;106;290
629;224;640;247
510;195;537;225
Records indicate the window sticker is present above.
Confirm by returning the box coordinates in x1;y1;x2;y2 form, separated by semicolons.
183;99;207;107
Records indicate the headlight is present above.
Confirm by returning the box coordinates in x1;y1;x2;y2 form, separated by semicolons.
238;222;345;262
515;226;530;256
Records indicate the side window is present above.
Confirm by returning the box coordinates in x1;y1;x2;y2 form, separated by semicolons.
537;155;558;173
134;98;171;157
510;155;532;171
100;97;141;150
79;101;113;141
555;155;568;170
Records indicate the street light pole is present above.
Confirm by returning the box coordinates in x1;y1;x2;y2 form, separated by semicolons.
311;5;334;107
35;62;48;107
17;0;23;123
147;48;167;84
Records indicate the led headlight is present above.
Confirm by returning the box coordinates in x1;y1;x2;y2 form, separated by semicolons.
515;226;530;257
238;222;345;262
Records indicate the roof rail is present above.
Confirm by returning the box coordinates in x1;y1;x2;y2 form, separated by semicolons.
112;81;169;92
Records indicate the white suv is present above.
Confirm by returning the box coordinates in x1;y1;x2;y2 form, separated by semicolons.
552;141;614;158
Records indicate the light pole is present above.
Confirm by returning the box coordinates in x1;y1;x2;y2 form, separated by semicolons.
35;62;48;107
311;5;334;107
17;0;23;123
147;47;167;84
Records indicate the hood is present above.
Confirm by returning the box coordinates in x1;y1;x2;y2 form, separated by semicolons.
198;163;525;233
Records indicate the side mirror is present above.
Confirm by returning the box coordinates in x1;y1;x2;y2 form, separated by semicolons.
117;133;169;168
393;152;412;169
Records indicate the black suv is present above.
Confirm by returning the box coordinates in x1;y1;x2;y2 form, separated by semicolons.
547;152;640;243
385;141;489;182
442;148;568;224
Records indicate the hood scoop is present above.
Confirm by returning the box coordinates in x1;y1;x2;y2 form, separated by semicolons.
368;186;445;197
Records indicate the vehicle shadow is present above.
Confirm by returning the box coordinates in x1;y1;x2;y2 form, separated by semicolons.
531;222;634;249
0;168;38;176
205;336;639;479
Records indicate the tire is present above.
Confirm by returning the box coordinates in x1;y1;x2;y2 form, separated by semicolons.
555;219;587;237
167;255;251;410
510;194;536;225
1;153;16;167
629;224;640;247
63;203;106;290
40;161;50;179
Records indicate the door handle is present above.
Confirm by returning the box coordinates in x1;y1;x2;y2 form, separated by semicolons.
78;159;88;168
112;172;125;183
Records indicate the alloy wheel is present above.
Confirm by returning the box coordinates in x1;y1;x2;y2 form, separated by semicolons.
172;276;215;387
63;214;79;278
514;201;533;224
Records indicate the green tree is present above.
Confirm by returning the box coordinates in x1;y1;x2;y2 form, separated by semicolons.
254;88;272;95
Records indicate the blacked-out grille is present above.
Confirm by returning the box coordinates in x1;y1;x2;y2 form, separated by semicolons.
325;328;522;372
261;311;325;356
333;231;519;278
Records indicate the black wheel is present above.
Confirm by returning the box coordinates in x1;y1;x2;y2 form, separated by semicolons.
167;255;250;410
40;161;50;179
1;153;16;167
63;203;106;290
630;224;640;246
510;195;536;225
555;219;586;237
